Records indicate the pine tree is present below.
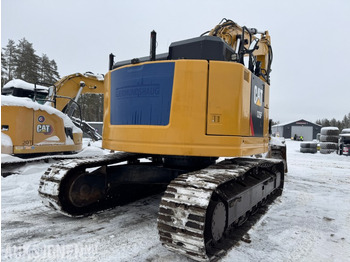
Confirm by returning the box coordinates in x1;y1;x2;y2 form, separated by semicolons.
38;54;51;83
37;55;60;84
49;59;60;83
323;119;330;127
1;38;60;88
75;93;104;121
271;120;280;126
2;39;17;83
316;113;350;130
343;114;350;129
329;118;340;129
14;38;40;83
1;51;7;88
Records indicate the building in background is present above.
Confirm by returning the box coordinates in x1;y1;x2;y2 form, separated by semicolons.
272;119;321;141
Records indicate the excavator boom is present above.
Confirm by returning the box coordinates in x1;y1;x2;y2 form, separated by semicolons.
51;72;104;112
208;18;272;84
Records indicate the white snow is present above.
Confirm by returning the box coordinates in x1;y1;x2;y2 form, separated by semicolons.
321;127;339;131
1;140;350;262
1;133;13;147
1;95;82;134
1;133;13;154
270;136;286;146
1;154;19;163
3;79;49;92
65;136;75;145
42;136;60;142
83;72;104;81
1;139;107;165
341;128;350;133
36;136;64;145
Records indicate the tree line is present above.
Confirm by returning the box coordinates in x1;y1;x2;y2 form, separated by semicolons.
1;38;60;87
1;38;104;122
1;38;104;121
75;94;104;122
316;113;350;131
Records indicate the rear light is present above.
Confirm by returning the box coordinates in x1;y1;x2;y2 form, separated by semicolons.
344;147;349;155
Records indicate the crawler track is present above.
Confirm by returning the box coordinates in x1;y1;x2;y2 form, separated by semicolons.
158;158;284;261
38;153;284;261
38;152;147;217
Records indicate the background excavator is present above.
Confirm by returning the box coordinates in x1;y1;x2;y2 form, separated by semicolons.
38;19;286;261
1;73;104;156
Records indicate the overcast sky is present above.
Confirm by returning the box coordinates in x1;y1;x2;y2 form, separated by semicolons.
2;0;350;123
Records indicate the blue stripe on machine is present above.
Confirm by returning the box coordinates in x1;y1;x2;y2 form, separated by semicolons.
110;62;175;126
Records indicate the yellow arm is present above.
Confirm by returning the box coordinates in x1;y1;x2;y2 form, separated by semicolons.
51;73;104;111
207;19;272;84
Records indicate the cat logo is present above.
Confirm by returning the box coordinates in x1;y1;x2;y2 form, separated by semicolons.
38;115;45;123
36;124;53;135
253;85;263;107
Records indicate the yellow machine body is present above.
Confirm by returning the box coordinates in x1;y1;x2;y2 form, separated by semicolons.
36;20;286;262
103;59;269;157
1;73;104;155
1;101;82;154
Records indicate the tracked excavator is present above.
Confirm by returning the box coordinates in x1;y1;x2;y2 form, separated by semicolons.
1;73;104;156
38;19;286;261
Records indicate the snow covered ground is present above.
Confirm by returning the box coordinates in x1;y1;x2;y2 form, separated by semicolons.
1;139;350;262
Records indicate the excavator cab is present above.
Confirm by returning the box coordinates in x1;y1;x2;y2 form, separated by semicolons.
2;79;49;104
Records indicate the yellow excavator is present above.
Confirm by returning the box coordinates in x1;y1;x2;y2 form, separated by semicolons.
1;73;104;155
38;19;286;261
